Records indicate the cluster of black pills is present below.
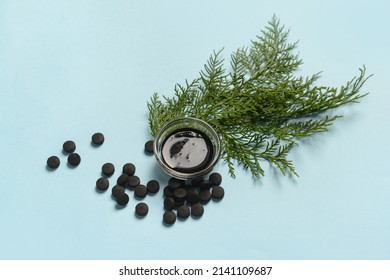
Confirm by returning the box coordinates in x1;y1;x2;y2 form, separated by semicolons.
95;161;158;217
46;134;225;226
162;173;224;225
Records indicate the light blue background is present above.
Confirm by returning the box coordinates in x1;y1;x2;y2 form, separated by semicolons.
1;0;389;260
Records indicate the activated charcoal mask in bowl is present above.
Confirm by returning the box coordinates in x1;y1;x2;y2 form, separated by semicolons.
153;117;221;180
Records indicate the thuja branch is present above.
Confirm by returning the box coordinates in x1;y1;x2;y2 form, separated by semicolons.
147;16;371;178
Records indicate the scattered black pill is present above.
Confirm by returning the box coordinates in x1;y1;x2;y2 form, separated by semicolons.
144;140;154;154
134;184;147;198
168;177;184;189
63;140;76;154
91;132;104;146
116;192;129;206
199;180;212;190
127;175;140;188
177;204;190;219
199;189;212;204
164;197;175;211
163;211;176;225
122;163;136;176
209;172;222;186
96;177;109;191
47;155;60;170
173;188;187;202
135;202;149;217
163;186;174;198
116;174;128;186
212;186;225;200
102;162;115;177
112;185;125;198
191;203;204;218
67;153;81;167
186;191;200;204
146;180;160;194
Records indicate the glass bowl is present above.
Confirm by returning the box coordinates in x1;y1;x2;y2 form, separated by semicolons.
153;117;221;180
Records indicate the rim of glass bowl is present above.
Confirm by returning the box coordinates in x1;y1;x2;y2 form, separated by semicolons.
153;117;221;180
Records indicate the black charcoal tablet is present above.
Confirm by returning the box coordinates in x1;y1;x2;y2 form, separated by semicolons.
177;204;190;219
163;186;174;198
209;172;222;186
146;180;160;194
173;188;187;202
116;174;128;186
199;180;212;190
116;192;129;206
191;203;204;218
191;178;203;187
163;197;175;211
174;200;185;208
67;153;81;167
91;132;104;146
112;185;125;198
212;186;225;200
135;202;149;217
102;162;115;177
144;140;154;154
127;175;140;188
186;191;200;204
122;163;136;176
199;189;212;204
168;177;184;189
96;177;109;191
63;140;76;154
163;211;176;225
134;184;147;198
47;155;60;170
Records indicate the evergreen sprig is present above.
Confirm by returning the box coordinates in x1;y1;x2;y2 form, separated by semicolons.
147;16;371;178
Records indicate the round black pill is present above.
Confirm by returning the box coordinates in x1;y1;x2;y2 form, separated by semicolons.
212;186;225;200
209;172;222;186
173;188;187;202
168;177;184;189
116;174;128;186
96;177;109;191
144;140;154;154
63;140;76;154
177;204;190;219
163;186;174;198
134;184;147;198
199;189;212;204
102;162;115;177
116;192;129;206
199;180;212;190
163;211;176;225
191;203;204;218
163;197;175;211
67;153;81;167
191;178;203;187
186;191;200;204
146;180;160;194
185;185;195;193
135;202;148;217
127;175;140;188
91;132;104;146
175;200;185;208
47;155;60;169
112;185;125;198
122;163;136;176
